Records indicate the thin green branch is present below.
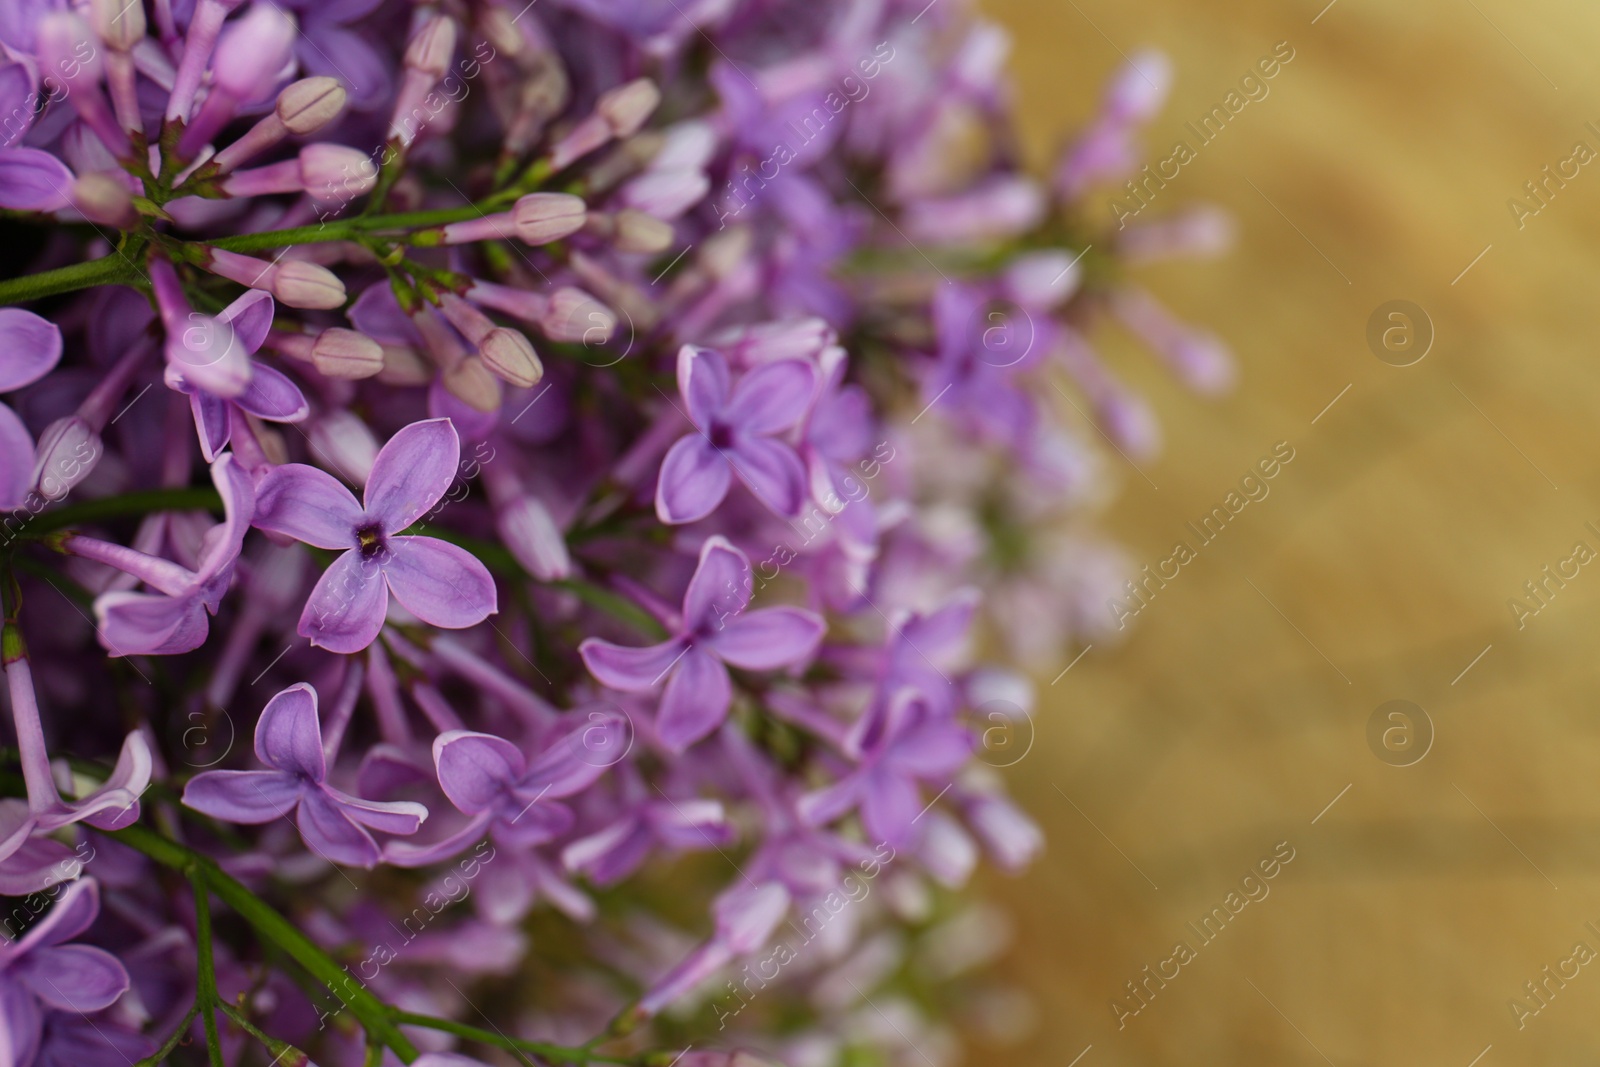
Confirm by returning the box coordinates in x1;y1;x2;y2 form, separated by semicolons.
17;486;223;539
133;1001;201;1067
189;869;226;1067
0;254;144;306
111;824;419;1062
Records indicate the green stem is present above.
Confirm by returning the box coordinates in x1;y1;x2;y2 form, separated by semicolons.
0;254;144;306
391;1011;633;1065
189;869;226;1067
16;485;223;539
219;1002;307;1066
205;202;510;253
133;1002;201;1067
111;824;419;1062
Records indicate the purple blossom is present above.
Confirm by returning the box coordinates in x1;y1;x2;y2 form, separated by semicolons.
0;879;131;1067
84;453;255;656
253;418;499;653
655;346;816;525
183;682;429;868
580;536;825;751
0;308;63;509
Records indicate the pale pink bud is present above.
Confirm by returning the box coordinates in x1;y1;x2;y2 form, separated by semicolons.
478;329;542;388
513;192;587;244
442;356;502;412
89;0;144;50
619;169;708;220
72;173;137;229
541;288;615;344
495;493;570;580
1001;249;1081;309
312;328;383;379
403;14;457;77
31;416;102;501
597;78;659;137
611;209;672;254
38;13;103;83
376;344;433;386
300;143;377;198
1107;48;1171;122
273;261;346;310
213;3;297;101
308;409;379;485
277;76;347;135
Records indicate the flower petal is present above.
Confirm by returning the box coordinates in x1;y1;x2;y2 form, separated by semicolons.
93;590;206;657
235;362;309;423
0;976;41;1067
320;785;428;835
728;434;806;516
884;721;973;778
0;147;73;212
15;945;129;1012
296;790;382;868
681;535;750;634
216;288;274;352
0;308;63;391
518;716;625;798
796;774;863;828
364;417;459;531
655;647;730;752
190;390;231;463
254;683;326;779
196;453;256;581
861;770;922;848
708;606;824;670
15;877;100;949
677;344;729;428
254;462;362;549
182;770;303;824
0;402;33;509
433;731;525;815
578;637;686;692
298;549;389;654
727;358;815;434
382;536;497;630
654;434;730;524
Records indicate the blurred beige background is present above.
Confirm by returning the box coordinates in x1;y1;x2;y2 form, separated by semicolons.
976;0;1600;1063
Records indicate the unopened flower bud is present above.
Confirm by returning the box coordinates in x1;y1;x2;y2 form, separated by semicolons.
312;328;384;379
541;288;615;344
478;328;543;388
442;355;502;412
597;78;660;137
31;416;102;502
72;173;136;229
273;261;346;310
513;193;587;245
212;3;297;101
277;77;347;135
611;209;672;254
376;344;433;386
308;409;379;485
300;143;377;198
90;0;144;50
403;14;457;77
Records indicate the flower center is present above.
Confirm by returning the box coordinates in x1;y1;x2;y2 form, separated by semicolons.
708;421;734;450
356;522;387;560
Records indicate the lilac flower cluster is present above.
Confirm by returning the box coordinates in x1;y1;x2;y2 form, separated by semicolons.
0;0;1229;1064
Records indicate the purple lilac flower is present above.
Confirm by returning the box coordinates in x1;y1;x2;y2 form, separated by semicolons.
253;418;498;653
0;879;130;1067
655;346;817;525
580;536;825;751
183;682;429;868
0;309;63;508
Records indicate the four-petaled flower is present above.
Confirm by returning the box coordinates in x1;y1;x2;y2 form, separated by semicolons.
253;418;498;653
0;878;131;1067
797;688;974;848
183;683;429;868
580;536;825;751
655;345;816;524
91;454;255;656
